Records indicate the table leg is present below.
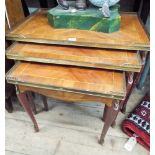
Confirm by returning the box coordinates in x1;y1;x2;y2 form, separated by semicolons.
16;90;39;132
120;72;134;113
137;53;150;89
27;92;37;114
102;111;116;127
41;95;48;111
120;51;147;113
102;70;138;117
5;97;13;113
99;100;120;144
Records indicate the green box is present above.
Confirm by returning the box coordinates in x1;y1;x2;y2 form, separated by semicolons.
47;3;121;33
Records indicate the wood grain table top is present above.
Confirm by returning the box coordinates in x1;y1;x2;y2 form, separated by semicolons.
6;10;149;51
6;42;142;72
6;62;126;99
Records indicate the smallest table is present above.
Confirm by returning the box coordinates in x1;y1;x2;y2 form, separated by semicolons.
6;61;126;144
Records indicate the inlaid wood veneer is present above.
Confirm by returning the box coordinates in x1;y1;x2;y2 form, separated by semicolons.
6;10;149;51
6;42;142;72
6;62;126;100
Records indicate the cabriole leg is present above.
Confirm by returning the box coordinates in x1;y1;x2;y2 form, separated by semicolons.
16;87;39;132
121;51;148;113
27;92;37;114
99;100;120;144
5;97;13;113
41;95;48;111
102;105;116;128
121;72;134;113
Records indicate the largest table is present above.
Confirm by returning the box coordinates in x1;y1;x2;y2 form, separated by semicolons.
6;9;149;144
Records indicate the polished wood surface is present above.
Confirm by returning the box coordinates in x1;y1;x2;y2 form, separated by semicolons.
18;85;113;107
6;10;149;51
5;0;25;28
6;62;126;99
6;42;142;72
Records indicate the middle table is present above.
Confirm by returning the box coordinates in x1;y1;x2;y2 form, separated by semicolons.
6;42;142;72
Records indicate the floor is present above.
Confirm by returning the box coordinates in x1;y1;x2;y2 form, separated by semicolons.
5;87;149;155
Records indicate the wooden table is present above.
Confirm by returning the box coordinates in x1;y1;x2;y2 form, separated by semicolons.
6;9;149;144
6;10;149;51
6;62;126;144
6;9;150;111
6;42;142;72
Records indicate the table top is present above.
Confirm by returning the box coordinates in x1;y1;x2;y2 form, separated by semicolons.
6;42;142;72
6;9;149;51
6;62;126;99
